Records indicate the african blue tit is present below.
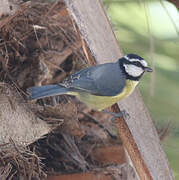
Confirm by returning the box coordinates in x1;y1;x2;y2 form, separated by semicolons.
28;54;152;111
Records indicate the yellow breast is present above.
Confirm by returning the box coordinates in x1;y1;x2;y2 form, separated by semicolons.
70;80;138;111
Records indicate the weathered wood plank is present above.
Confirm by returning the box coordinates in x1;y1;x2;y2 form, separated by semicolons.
64;0;174;180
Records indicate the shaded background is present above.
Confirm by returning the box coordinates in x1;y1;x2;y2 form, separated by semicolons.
103;0;179;179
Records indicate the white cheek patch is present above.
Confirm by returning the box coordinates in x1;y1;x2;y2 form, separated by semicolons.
124;64;144;77
124;55;148;67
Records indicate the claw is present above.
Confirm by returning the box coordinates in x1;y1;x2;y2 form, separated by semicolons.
119;110;130;119
102;109;130;121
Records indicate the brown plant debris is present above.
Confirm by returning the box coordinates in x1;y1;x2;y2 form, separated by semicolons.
0;140;46;180
0;0;87;89
29;131;89;174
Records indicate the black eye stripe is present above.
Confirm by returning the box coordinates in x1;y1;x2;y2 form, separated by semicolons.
123;59;144;68
132;61;143;67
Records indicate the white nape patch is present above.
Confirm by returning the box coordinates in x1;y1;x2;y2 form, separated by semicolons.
124;64;144;77
124;55;148;67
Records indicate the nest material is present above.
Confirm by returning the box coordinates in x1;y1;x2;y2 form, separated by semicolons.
0;140;46;180
0;0;87;89
0;1;123;179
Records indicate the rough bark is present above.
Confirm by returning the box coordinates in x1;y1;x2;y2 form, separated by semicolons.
0;84;50;145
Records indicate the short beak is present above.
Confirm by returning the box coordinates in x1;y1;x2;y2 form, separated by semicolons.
144;67;153;72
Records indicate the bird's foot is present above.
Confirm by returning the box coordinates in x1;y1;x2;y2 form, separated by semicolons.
102;109;130;121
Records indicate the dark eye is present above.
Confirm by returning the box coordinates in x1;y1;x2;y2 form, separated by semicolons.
133;61;142;67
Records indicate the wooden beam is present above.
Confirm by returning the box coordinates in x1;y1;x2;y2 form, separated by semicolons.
64;0;174;180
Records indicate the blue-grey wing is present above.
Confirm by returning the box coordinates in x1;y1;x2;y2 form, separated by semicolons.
61;62;126;96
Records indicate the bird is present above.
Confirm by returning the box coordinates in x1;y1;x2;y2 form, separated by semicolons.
27;54;152;113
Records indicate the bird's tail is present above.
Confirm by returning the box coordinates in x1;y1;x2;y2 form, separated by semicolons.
27;84;68;100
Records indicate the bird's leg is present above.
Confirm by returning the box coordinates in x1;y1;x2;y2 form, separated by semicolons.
102;109;130;121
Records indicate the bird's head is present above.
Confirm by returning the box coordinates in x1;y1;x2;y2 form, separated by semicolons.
120;54;153;81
